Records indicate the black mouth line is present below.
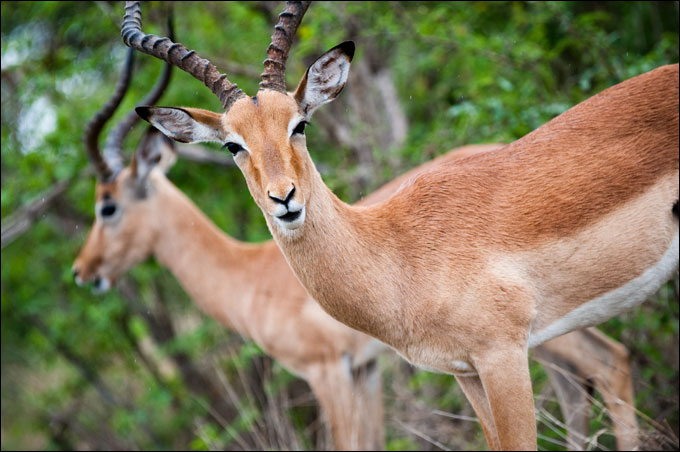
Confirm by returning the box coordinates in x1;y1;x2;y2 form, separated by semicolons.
277;210;302;222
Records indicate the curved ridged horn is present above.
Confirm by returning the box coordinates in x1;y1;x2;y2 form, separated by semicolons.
105;16;175;164
121;1;245;111
260;1;311;92
82;47;135;181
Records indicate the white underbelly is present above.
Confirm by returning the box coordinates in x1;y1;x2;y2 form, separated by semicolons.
528;231;678;348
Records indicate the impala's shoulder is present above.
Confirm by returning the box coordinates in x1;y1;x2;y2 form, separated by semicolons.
648;63;679;78
618;63;678;87
610;63;679;99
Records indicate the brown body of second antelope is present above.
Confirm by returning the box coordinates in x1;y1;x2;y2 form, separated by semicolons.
123;1;677;449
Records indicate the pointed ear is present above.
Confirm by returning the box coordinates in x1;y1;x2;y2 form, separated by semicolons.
135;106;225;144
131;127;178;183
293;41;354;118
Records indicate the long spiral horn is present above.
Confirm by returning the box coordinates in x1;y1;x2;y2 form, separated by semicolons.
121;1;245;112
105;14;175;164
259;1;311;92
82;47;134;181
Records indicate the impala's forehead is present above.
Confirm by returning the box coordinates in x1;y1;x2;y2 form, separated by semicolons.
95;180;120;201
94;167;133;201
224;90;301;139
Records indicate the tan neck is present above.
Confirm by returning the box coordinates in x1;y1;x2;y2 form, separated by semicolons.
271;164;405;343
151;174;264;335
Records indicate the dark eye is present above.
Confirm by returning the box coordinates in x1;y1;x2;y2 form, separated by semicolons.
101;204;117;217
222;142;244;155
292;121;308;136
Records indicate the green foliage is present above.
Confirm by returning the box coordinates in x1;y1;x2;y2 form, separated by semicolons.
2;1;678;450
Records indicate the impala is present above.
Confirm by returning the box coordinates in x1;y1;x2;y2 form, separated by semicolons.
124;2;676;449
76;49;640;452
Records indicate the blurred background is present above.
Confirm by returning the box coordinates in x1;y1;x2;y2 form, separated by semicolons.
1;1;678;450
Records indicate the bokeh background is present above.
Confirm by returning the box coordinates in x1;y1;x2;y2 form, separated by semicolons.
1;1;678;450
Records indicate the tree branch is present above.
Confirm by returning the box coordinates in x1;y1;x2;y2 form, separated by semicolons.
26;315;120;407
2;178;73;249
117;278;240;426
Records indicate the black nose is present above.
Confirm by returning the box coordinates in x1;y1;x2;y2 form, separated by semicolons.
94;276;102;288
268;185;295;205
73;268;80;279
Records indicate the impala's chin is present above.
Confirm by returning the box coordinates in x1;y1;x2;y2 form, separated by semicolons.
272;206;306;232
92;276;112;294
74;272;112;294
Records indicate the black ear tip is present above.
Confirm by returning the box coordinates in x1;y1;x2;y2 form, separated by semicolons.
135;106;151;120
337;41;355;61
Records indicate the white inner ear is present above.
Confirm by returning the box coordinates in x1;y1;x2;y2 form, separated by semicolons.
190;120;224;144
303;52;350;114
308;52;350;90
149;108;223;144
148;109;190;140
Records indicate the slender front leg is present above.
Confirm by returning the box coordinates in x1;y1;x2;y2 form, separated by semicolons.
474;346;537;451
455;374;500;450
